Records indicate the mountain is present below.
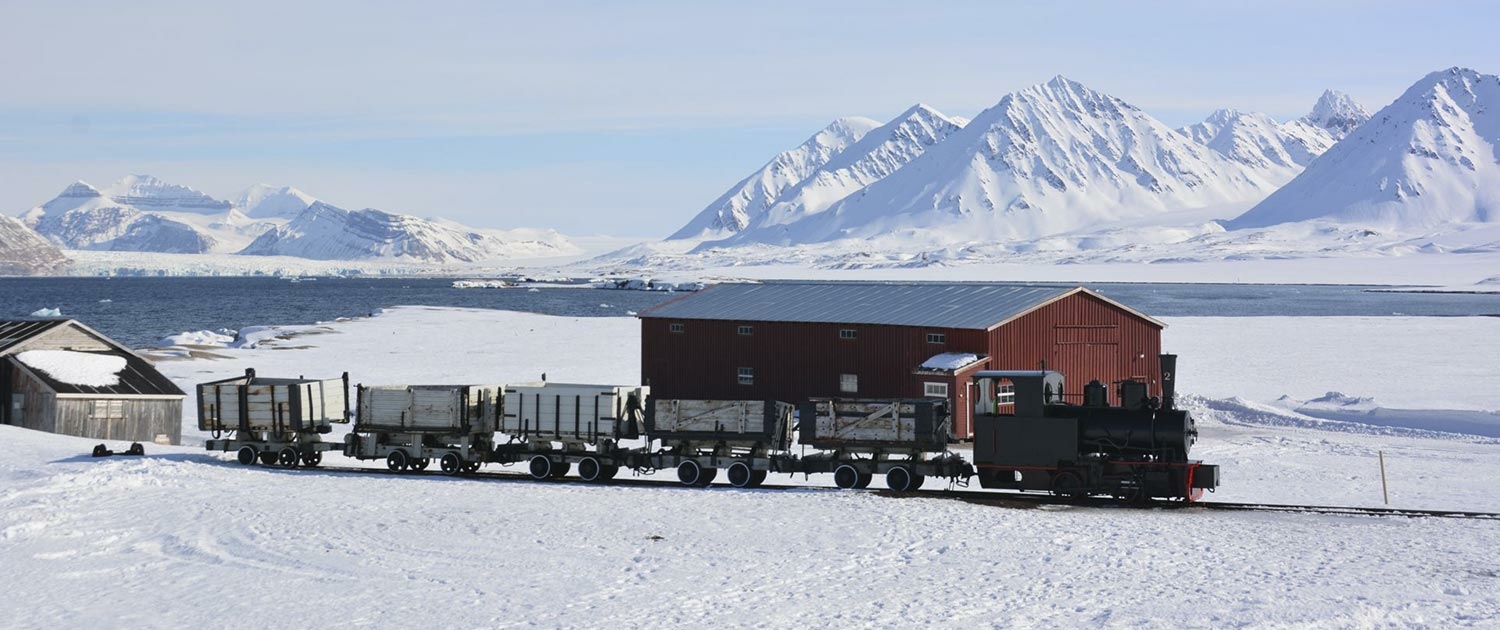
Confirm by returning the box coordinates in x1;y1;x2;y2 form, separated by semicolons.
718;104;967;244
667;116;881;240
1300;89;1372;139
1231;67;1500;230
235;184;318;219
239;202;573;262
102;174;232;213
0;215;69;275
1180;109;1335;184
742;76;1278;245
22;179;221;253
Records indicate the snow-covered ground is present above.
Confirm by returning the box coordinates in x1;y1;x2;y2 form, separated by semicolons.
5;307;1500;627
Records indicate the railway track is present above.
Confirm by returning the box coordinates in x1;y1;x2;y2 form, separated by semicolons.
239;460;1500;521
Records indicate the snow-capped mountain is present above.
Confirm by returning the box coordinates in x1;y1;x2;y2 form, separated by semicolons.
667;116;881;240
235;184;318;219
1180;109;1335;184
1231;67;1500;230
239;202;574;263
744;76;1278;245
717;104;968;244
102;174;231;213
0;214;69;275
1300;89;1372;139
22;179;221;253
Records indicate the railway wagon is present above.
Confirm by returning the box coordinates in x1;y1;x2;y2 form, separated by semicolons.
199;369;349;467
500;382;649;481
345;384;500;474
643;399;795;487
797;398;970;491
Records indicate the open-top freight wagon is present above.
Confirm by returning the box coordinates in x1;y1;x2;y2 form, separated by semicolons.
796;398;971;491
642;399;795;487
493;381;649;482
199;369;349;467
344;384;500;474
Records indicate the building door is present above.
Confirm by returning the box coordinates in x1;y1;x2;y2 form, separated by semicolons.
1052;342;1120;405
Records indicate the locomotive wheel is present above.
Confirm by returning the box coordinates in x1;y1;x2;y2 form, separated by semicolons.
578;457;604;482
854;473;873;489
441;452;463;476
1051;471;1086;498
236;446;258;466
386;450;409;472
528;455;553;480
258;452;278;466
833;464;862;490
726;462;754;488
465;461;481;473
300;451;322;467
599;464;620;481
885;466;920;492
411;458;430;472
277;447;300;468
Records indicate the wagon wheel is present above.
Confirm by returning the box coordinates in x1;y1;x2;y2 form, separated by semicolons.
236;446;258;466
854;473;873;489
258;452;278;466
550;461;571;478
726;462;754;488
747;469;767;488
441;452;463;476
695;467;717;487
386;450;408;472
411;458;430;472
528;455;553;480
676;460;707;487
1051;471;1086;498
833;464;862;490
300;451;322;467
599;464;620;481
277;447;300;468
885;466;923;492
464;461;481;473
578;457;604;482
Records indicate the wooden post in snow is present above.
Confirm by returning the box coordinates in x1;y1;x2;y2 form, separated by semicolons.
1379;451;1390;506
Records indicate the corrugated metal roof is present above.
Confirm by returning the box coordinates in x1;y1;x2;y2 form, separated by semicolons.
637;282;1078;330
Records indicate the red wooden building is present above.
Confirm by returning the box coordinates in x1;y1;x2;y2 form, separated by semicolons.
637;282;1166;440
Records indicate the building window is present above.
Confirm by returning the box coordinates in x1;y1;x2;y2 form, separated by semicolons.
926;332;946;344
840;374;858;393
923;382;949;398
738;367;754;385
998;382;1015;405
91;400;125;421
738;325;753;336
669;323;685;333
839;329;857;340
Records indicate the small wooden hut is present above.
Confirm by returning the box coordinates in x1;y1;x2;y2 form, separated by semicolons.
0;319;185;444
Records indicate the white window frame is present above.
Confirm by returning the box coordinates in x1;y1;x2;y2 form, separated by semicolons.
738;325;753;336
839;328;857;340
923;382;949;398
737;367;754;386
839;373;858;393
998;382;1015;405
927;332;946;344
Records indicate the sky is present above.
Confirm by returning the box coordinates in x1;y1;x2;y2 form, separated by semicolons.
2;0;1497;238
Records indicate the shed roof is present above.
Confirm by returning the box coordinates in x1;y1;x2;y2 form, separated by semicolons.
637;282;1163;330
0;319;184;397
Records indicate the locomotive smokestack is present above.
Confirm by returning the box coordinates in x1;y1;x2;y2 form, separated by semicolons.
1159;353;1177;411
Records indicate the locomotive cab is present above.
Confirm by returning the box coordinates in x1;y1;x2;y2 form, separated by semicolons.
970;356;1219;502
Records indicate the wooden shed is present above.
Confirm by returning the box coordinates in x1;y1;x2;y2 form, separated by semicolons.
637;282;1165;440
0;319;186;444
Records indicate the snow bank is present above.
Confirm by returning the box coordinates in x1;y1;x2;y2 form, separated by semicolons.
156;329;236;347
919;352;981;370
14;350;126;386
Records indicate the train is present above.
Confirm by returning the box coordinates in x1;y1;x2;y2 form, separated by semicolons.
197;354;1218;502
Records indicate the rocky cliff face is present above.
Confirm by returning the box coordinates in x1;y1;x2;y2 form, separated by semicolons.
0;215;69;275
